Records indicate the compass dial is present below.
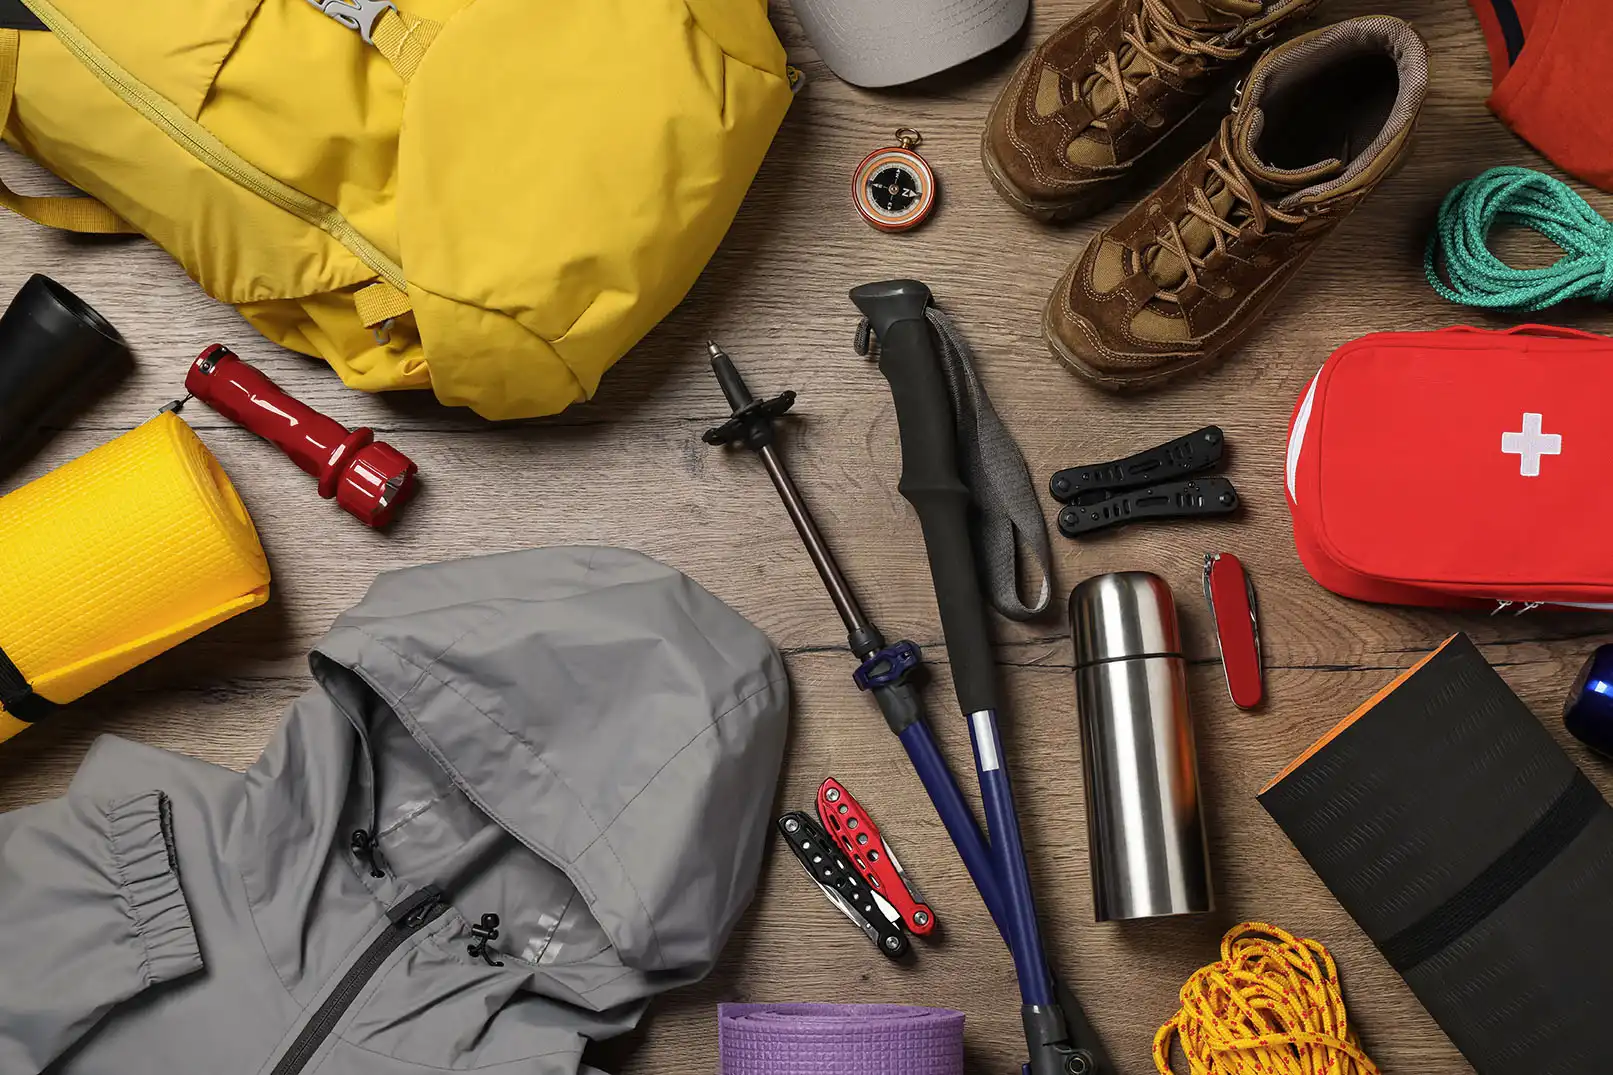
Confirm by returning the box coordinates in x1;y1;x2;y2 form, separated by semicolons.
853;145;936;232
869;164;922;216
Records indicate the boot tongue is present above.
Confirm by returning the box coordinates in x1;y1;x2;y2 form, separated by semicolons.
1082;0;1264;119
1140;127;1342;291
1164;0;1264;30
1140;170;1239;290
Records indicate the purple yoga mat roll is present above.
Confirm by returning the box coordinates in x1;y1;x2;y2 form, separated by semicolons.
718;1003;965;1075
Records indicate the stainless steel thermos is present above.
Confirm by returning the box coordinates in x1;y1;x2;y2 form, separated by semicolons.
1069;571;1213;921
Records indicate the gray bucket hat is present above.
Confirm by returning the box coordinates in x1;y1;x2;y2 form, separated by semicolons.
791;0;1029;88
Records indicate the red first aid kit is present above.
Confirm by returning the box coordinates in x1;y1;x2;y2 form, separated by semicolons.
1286;324;1613;610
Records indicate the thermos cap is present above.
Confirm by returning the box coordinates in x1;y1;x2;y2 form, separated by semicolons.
1069;571;1181;667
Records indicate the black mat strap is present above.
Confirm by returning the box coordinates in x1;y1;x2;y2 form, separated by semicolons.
0;0;45;32
0;641;55;723
1381;770;1602;972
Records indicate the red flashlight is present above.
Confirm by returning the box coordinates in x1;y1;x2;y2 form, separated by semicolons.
184;345;418;528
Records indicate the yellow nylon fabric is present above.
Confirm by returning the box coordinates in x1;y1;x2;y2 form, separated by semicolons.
1;0;792;419
0;28;133;233
0;414;270;741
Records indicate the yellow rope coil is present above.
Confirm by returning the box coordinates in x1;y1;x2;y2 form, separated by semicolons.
1154;921;1380;1075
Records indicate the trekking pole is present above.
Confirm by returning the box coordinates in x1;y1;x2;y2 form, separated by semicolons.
850;280;1110;1075
700;342;1008;935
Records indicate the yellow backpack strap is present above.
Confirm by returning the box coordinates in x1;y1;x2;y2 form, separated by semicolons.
354;279;411;329
303;0;440;82
369;7;439;82
0;28;136;234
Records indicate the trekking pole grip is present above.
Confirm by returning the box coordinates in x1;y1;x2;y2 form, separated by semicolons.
851;280;999;717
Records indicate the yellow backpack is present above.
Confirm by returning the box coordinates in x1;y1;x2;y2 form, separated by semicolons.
0;0;792;419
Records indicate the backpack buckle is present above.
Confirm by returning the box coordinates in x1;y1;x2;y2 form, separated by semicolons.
309;0;396;44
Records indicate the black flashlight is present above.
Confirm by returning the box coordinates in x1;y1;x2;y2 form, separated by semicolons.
0;274;133;484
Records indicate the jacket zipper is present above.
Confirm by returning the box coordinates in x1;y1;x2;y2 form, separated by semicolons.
16;0;408;293
268;886;448;1075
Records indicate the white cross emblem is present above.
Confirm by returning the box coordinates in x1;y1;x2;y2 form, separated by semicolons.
1501;412;1562;478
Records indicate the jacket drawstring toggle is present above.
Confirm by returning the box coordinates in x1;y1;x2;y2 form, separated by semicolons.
467;914;503;967
349;829;386;879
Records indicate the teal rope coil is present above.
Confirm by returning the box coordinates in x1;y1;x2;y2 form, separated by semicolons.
1426;166;1613;311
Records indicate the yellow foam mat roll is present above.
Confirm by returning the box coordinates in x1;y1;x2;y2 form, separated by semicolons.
0;412;270;742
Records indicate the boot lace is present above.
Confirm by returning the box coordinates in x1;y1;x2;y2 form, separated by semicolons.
1087;0;1248;127
1146;123;1305;293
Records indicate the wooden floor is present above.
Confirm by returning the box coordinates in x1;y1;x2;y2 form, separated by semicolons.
2;2;1609;1072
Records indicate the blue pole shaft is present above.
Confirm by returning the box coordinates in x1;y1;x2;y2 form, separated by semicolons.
968;709;1054;1007
897;721;1008;936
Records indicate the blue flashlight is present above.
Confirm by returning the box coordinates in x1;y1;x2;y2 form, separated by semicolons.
1564;645;1613;758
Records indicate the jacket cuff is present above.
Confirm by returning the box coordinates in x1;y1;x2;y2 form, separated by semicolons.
106;792;203;985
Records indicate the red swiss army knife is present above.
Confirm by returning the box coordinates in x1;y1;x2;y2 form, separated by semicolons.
1203;552;1264;709
816;777;935;935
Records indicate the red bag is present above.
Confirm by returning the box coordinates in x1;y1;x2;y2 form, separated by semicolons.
1286;324;1613;610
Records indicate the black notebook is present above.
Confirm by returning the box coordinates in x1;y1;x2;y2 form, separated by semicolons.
1260;633;1613;1075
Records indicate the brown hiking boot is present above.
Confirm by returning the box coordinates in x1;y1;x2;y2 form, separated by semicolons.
1045;15;1428;391
983;0;1324;222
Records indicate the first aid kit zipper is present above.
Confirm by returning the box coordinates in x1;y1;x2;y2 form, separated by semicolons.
267;886;447;1075
15;0;407;293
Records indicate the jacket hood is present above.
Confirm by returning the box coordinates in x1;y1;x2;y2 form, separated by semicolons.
240;546;789;1012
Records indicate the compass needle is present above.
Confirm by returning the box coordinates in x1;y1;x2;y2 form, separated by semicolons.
853;128;937;232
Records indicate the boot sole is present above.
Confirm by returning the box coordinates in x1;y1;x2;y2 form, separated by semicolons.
1042;299;1201;393
980;132;1128;223
1042;229;1331;393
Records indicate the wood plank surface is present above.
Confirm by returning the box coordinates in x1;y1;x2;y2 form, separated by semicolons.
2;1;1609;1072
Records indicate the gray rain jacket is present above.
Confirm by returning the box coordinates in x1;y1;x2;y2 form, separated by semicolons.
0;547;789;1075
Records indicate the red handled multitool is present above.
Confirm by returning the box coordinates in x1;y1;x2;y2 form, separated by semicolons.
1203;552;1264;709
816;778;935;935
